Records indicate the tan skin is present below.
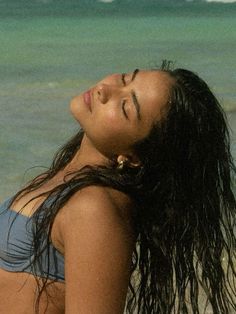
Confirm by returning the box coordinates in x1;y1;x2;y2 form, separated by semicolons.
0;70;173;313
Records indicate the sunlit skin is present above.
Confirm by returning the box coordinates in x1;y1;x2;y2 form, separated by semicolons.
70;70;174;167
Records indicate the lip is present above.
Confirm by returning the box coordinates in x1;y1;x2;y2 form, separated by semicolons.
83;89;92;112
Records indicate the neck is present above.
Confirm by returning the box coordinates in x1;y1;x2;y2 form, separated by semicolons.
63;134;109;173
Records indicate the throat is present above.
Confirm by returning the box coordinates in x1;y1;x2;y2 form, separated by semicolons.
63;135;110;172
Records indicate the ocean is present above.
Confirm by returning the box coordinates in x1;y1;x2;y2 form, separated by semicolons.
0;1;236;198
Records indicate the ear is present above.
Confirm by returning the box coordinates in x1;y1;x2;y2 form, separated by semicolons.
117;154;142;168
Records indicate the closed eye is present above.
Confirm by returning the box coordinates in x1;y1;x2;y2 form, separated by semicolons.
121;73;128;119
121;73;126;86
121;70;141;121
122;100;129;120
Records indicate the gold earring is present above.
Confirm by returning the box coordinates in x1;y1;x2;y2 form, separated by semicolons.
117;160;125;170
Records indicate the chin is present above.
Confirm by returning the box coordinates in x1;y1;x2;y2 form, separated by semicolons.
70;95;83;121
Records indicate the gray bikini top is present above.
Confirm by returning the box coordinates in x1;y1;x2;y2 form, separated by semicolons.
0;197;64;282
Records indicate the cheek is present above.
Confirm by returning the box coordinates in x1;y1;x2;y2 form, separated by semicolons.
96;106;122;127
97;117;123;138
93;112;128;142
105;110;120;125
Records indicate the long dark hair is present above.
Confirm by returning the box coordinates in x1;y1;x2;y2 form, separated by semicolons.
10;61;236;313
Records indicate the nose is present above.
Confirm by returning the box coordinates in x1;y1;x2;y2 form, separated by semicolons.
96;83;121;104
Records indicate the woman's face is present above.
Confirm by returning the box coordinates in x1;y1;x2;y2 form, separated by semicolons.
70;70;173;157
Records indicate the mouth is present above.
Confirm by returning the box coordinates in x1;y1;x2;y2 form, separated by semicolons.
83;89;92;112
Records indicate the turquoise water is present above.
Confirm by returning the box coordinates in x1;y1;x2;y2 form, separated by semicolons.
0;2;236;198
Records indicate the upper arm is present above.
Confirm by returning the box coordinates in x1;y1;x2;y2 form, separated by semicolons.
61;187;135;314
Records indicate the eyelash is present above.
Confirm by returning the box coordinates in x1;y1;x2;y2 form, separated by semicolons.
121;73;126;86
122;100;129;120
121;73;129;120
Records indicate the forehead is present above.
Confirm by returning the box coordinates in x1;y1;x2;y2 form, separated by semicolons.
135;70;173;123
136;69;172;99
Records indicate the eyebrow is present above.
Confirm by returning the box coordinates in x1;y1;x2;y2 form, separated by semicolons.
131;68;139;82
131;69;141;121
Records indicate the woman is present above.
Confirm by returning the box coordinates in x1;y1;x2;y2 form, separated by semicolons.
0;60;235;314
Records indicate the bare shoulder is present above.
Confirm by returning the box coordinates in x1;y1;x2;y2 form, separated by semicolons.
57;186;136;313
71;185;132;210
56;186;136;249
61;186;133;226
